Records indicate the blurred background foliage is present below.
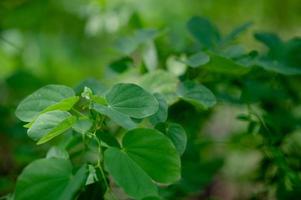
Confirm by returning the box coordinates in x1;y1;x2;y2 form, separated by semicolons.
1;0;301;199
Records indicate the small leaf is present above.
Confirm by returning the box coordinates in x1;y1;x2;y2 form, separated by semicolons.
143;41;158;71
187;16;220;48
27;110;76;144
97;131;120;148
122;128;181;183
46;146;69;159
16;85;76;122
203;52;251;75
105;83;159;118
140;70;179;104
184;52;210;68
75;78;108;96
255;60;301;75
177;81;216;109
109;57;133;73
223;22;253;43
116;29;158;55
15;158;88;200
93;104;136;130
72;118;93;134
149;93;168;126
104;148;158;199
156;123;187;155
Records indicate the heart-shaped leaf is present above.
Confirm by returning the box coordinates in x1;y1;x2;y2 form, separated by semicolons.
140;70;179;104
156;123;187;155
15;158;88;200
104;128;181;199
105;83;159;118
122;128;181;183
104;148;158;199
177;81;216;109
93;104;136;130
149;93;168;126
16;85;77;122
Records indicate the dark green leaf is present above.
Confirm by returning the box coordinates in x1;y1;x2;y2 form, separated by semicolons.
203;52;251;75
187;16;220;48
177;81;216;109
149;93;168;126
15;158;88;200
122;128;181;183
104;148;158;199
157;123;187;155
105;83;159;118
93;104;136;129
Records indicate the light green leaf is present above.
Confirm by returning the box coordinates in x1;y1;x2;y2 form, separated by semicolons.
46;146;69;159
15;158;88;200
223;22;253;43
143;41;158;71
122;128;181;183
149;93;168;126
116;29;158;55
93;104;136;130
184;52;210;68
105;83;159;118
42;96;79;113
203;52;251;75
104;148;158;199
177;81;216;109
27;110;76;144
140;70;179;104
16;85;77;122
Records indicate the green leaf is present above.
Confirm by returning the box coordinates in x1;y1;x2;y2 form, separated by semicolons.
72;118;93;134
223;22;253;43
97;131;120;148
93;104;136;130
184;52;210;68
15;158;88;200
46;146;69;159
156;123;187;155
104;148;158;199
187;16;220;48
255;60;301;75
140;70;179;104
143;41;158;71
177;81;216;109
141;196;162;200
105;83;159;118
75;78;108;96
116;29;158;55
16;85;77;122
122;128;181;183
27;110;76;144
149;93;168;126
202;52;251;75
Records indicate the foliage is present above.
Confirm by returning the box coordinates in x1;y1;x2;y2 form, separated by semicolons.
1;1;301;199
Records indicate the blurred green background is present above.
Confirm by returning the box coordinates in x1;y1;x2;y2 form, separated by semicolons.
1;0;301;199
